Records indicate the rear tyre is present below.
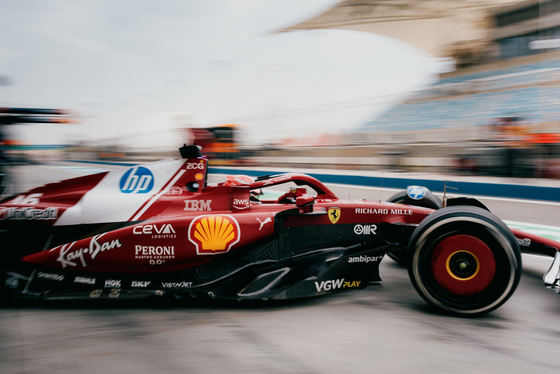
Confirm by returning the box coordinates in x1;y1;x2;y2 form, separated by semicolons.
387;189;442;265
387;189;442;210
407;206;521;316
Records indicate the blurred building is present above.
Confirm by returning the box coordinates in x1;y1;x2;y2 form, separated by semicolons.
281;0;519;63
258;0;560;177
0;107;75;163
187;124;248;165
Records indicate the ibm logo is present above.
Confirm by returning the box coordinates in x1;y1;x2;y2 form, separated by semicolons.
119;166;154;194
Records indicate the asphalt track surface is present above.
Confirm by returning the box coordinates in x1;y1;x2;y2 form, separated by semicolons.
1;163;560;374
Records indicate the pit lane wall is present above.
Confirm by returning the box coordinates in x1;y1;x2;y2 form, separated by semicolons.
59;159;560;203
208;166;560;203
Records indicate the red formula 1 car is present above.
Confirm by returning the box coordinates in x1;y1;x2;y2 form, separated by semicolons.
1;145;559;316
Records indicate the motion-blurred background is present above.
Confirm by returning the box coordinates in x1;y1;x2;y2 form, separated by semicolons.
1;0;559;178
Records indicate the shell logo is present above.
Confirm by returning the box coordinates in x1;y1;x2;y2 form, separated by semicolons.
188;215;240;255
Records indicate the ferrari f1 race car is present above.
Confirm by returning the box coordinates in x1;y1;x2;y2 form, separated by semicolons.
1;145;559;316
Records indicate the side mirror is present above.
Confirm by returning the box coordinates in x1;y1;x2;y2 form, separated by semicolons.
186;181;200;192
296;195;314;212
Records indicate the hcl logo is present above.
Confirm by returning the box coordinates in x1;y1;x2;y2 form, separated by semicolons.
119;166;154;194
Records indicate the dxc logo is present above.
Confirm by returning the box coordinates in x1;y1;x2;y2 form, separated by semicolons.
119;166;154;194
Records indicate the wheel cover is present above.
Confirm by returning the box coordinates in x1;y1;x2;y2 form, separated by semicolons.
431;234;496;295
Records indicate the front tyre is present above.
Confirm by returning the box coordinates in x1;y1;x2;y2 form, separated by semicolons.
408;206;521;316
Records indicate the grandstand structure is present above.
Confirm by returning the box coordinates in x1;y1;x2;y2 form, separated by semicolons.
262;0;560;177
352;52;560;144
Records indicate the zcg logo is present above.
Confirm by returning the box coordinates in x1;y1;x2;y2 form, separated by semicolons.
120;167;154;194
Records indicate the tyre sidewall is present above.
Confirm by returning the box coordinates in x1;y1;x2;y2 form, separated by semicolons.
408;206;521;316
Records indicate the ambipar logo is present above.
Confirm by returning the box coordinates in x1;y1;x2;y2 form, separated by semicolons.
120;166;154;194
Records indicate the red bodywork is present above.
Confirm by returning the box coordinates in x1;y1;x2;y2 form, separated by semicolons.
1;149;558;285
17;163;432;273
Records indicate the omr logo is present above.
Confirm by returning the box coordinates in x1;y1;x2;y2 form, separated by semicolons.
119;166;154;194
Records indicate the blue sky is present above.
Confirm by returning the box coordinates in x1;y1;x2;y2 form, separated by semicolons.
0;0;442;148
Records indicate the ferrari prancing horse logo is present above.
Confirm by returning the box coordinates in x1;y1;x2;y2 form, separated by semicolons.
328;207;341;224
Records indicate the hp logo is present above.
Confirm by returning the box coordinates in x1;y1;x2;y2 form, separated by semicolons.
406;185;427;200
120;166;154;194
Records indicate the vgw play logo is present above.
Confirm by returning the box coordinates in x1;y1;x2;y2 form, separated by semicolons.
119;166;154;194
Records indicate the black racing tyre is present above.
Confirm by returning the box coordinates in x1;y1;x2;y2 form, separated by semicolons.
407;206;521;316
387;189;442;210
386;190;441;265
